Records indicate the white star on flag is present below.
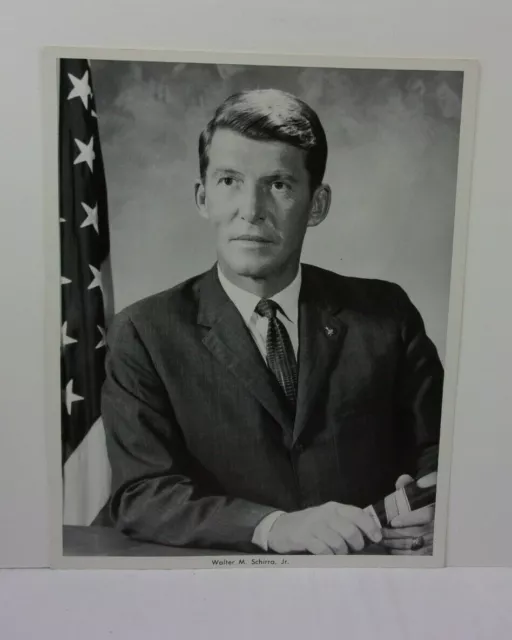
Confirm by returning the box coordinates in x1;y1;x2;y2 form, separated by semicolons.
67;71;92;109
61;276;72;285
73;136;95;172
88;264;103;294
80;202;99;234
65;379;84;415
61;321;78;347
96;325;106;349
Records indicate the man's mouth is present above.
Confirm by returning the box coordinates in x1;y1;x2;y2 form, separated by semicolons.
232;234;273;243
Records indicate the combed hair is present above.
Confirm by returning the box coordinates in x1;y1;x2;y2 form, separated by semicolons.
198;89;328;191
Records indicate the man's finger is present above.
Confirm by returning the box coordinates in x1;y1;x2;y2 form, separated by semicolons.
381;537;422;551
381;526;427;540
388;546;433;556
335;506;382;543
307;537;335;555
316;524;349;555
417;472;437;488
332;537;349;555
381;531;434;550
395;474;414;490
390;505;435;528
336;523;365;553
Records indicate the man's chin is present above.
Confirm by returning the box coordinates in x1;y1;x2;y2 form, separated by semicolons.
231;265;272;280
223;258;276;281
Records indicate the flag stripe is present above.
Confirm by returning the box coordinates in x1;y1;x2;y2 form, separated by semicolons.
63;417;111;526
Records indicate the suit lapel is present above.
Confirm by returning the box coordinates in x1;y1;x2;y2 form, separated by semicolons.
197;267;294;433
294;269;348;444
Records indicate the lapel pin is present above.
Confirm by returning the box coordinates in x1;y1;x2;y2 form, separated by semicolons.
324;326;336;338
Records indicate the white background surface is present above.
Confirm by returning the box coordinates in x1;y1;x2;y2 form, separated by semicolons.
1;0;512;636
1;568;512;639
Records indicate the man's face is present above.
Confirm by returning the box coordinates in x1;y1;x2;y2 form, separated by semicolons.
196;128;328;283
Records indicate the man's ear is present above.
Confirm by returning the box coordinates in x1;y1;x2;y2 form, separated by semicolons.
194;180;209;219
307;184;331;228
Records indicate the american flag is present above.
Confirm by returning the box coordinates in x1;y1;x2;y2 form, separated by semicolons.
59;58;112;525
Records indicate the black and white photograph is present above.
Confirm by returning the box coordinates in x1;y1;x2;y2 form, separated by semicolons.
43;49;478;569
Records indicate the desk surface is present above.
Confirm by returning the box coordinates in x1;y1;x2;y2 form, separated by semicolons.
63;525;387;557
63;526;237;557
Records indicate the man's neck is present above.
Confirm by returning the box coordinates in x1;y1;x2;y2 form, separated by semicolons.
218;261;300;299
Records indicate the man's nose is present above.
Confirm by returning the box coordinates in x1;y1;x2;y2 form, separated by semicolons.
239;185;265;223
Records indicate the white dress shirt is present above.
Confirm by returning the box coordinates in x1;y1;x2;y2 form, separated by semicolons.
217;265;302;550
217;266;301;361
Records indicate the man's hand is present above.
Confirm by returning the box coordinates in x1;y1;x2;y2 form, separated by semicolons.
266;502;382;555
381;472;437;555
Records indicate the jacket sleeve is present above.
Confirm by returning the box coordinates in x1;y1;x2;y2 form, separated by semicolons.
101;311;276;552
394;287;444;479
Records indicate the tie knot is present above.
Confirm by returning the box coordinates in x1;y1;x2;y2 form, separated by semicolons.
255;298;280;319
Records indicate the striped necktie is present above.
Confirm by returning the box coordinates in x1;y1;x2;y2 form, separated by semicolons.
255;298;298;409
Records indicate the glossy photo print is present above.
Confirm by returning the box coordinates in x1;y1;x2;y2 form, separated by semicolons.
42;48;478;569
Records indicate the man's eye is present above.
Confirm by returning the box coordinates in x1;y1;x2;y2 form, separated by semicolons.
271;181;288;191
219;177;236;186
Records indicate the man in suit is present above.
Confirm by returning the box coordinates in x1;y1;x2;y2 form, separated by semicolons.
102;89;443;556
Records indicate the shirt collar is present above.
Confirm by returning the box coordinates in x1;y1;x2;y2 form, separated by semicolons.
217;264;302;325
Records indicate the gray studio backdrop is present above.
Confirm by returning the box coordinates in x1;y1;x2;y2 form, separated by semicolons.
91;61;463;363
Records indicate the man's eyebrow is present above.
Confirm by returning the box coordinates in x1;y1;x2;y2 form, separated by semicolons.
264;171;299;183
211;168;243;177
210;168;299;182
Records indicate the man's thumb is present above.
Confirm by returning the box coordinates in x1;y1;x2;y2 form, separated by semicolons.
395;474;414;490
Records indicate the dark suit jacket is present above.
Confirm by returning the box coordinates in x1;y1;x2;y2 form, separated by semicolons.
101;264;443;552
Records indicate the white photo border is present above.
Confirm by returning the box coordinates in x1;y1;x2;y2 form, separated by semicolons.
42;46;480;570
